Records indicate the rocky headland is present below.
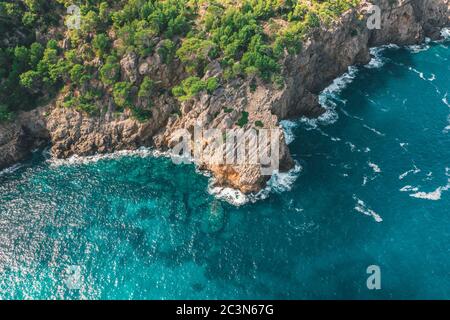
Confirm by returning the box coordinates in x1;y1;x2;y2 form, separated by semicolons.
1;0;449;194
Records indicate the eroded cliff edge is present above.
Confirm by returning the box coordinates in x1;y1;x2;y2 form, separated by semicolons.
1;0;449;194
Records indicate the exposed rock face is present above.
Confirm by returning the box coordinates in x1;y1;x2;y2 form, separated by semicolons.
46;94;177;158
0;107;49;170
1;0;449;194
156;0;450;192
120;52;139;84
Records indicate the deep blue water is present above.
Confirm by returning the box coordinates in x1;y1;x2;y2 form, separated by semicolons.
0;40;449;300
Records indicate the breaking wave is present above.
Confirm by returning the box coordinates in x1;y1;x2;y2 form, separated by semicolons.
0;164;23;177
48;147;157;167
208;163;303;206
279;120;298;145
441;27;450;39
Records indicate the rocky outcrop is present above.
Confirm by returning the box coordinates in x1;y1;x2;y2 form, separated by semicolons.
1;0;449;194
155;0;450;192
46;94;177;159
0;107;49;170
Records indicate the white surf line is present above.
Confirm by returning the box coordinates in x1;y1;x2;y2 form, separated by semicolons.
406;43;431;54
365;45;400;69
208;162;303;206
311;65;359;127
279;120;298;145
47;147;157;167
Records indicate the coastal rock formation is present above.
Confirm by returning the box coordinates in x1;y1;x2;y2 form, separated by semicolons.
0;107;49;169
46;94;176;159
1;0;449;194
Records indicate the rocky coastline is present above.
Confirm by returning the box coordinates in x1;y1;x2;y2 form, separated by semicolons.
1;0;449;194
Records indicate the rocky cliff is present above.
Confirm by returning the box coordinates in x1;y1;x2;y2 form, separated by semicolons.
1;0;449;194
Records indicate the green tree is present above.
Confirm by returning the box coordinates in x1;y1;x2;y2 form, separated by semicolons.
70;64;90;85
100;55;120;86
0;104;13;122
176;37;215;75
20;70;41;92
92;33;110;57
158;39;176;64
113;81;133;108
138;77;156;99
29;42;44;67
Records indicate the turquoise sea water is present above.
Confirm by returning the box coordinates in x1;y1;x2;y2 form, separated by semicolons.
0;39;449;300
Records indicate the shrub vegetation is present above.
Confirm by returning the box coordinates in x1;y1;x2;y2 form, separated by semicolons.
0;0;360;121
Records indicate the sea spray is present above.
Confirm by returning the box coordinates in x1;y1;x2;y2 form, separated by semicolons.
208;162;303;206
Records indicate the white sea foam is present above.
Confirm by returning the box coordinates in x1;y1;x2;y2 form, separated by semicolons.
264;163;302;194
399;142;409;151
441;27;450;39
353;195;383;223
407;168;450;201
48;147;157;167
0;164;23;177
208;163;303;206
321;66;358;97
400;185;419;192
366;47;386;68
368;162;381;173
340;108;364;121
362;176;368;186
346;142;357;152
442;93;450;108
279;120;298;145
408;67;436;81
208;186;249;206
399;165;421;180
312;66;359;126
407;44;431;53
363;124;385;136
409;186;449;201
444;124;450;134
443;95;450;133
250;163;303;203
45;142;304;207
365;45;400;69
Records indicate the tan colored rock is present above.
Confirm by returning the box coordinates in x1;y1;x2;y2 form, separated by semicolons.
2;0;449;194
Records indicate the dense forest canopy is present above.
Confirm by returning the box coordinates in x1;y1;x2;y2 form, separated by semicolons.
0;0;361;122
